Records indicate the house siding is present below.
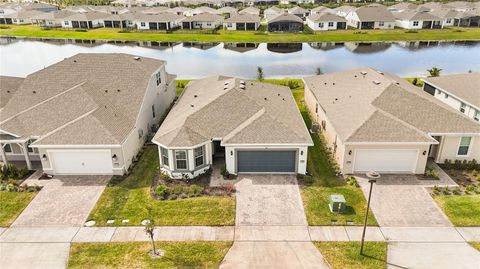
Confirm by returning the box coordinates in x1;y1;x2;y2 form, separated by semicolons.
437;135;480;163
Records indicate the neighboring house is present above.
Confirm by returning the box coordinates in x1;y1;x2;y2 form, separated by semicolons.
306;12;347;31
239;6;260;16
303;68;480;175
152;76;313;179
387;2;417;12
217;6;238;16
103;13;135;28
185;6;218;17
453;10;480;27
62;11;106;29
310;6;333;15
393;10;442;29
1;10;43;25
417;2;451;12
422;73;480;122
428;8;457;27
345;5;395;29
135;13;184;30
181;13;223;29
288;6;309;19
20;2;58;13
30;10;75;27
333;5;356;18
268;13;304;32
0;53;177;175
264;6;283;22
166;7;192;16
223;14;260;30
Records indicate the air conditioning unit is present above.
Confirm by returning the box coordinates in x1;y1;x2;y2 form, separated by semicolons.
311;122;320;133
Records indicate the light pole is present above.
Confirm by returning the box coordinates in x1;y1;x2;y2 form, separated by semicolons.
360;171;380;255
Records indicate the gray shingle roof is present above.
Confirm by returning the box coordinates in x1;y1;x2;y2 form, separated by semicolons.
307;13;346;23
393;10;440;21
134;12;184;22
268;13;304;24
224;14;260;23
0;76;24;109
182;12;223;22
422;73;480;109
0;53;166;145
303;68;480;144
153;76;312;147
355;5;395;22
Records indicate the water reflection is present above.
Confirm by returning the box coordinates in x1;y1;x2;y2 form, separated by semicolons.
1;37;479;78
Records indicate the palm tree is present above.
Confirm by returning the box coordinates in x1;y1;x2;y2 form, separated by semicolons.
427;67;442;77
257;66;264;81
315;67;322;75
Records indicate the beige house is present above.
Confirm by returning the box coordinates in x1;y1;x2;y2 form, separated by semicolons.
153;76;313;179
303;68;480;175
0;53;176;175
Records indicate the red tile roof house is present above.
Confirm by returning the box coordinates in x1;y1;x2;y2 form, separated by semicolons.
0;54;176;175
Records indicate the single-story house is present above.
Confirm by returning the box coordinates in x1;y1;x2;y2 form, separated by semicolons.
264;6;283;22
166;7;192;16
135;13;184;30
387;2;417;12
345;5;396;29
0;53;177;175
393;10;442;29
422;73;480;122
216;6;238;16
288;6;309;19
62;11;106;29
332;5;356;18
310;6;334;16
428;8;457;27
152;76;313;179
103;13;135;28
453;10;480;27
306;12;347;31
239;6;260;16
268;13;304;32
0;10;43;25
181;13;223;29
303;68;480;175
184;6;218;17
223;14;260;30
417;2;450;12
30;10;75;27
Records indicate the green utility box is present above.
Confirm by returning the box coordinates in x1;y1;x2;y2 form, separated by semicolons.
329;194;346;213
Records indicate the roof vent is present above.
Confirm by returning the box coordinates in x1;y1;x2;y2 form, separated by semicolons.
240;80;245;85
324;82;327;85
240;84;245;90
360;71;367;76
282;98;285;101
332;83;335;85
105;90;108;93
133;56;140;60
117;89;121;92
277;93;281;96
194;94;198;98
354;75;357;78
73;60;77;63
32;91;36;94
7;90;10;93
372;80;381;85
264;97;267;101
224;82;229;86
190;104;194;107
335;98;338;101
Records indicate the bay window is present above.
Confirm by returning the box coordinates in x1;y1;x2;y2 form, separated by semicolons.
175;150;187;170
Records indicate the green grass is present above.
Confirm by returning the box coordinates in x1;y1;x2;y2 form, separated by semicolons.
470;242;480;251
315;242;387;269
434;195;480;226
2;25;480;43
0;191;36;227
302;186;377;226
68;241;232;269
87;145;235;226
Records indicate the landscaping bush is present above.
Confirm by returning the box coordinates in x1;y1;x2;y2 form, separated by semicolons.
188;184;204;197
75;29;88;32
411;78;418;86
346;176;359;187
432;185;440;195
155;185;170;200
353;31;367;34
442;186;451;195
304;25;315;34
280;80;300;89
405;29;418;33
443;159;480;170
452;187;462;195
297;174;314;185
465;185;476;194
425;167;439;179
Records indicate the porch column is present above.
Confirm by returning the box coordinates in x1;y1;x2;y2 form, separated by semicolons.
0;143;8;165
20;142;32;170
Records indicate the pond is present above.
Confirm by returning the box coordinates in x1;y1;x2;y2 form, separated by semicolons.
1;37;479;79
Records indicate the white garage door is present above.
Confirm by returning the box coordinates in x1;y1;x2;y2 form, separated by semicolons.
50;150;113;175
354;149;418;173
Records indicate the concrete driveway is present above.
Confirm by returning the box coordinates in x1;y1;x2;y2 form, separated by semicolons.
235;175;307;226
12;176;109;227
357;175;452;227
387;242;480;269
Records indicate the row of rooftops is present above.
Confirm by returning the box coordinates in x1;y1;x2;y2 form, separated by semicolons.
0;53;478;148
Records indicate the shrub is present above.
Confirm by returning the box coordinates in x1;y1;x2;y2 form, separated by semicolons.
452;187;462;195
432;185;440;195
297;174;314;185
188;184;203;197
6;184;17;192
155;185;170;199
405;29;418;33
411;78;418;85
1;164;20;180
346;176;359;187
7;178;17;186
281;80;299;89
0;185;5;191
0;25;10;29
465;185;476;194
178;193;188;199
472;170;478;176
169;193;178;200
425;167;439;179
171;185;184;195
442;186;450;195
75;29;88;32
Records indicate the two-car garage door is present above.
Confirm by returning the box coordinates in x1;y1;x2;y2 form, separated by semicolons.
49;150;113;175
237;150;296;173
353;149;418;173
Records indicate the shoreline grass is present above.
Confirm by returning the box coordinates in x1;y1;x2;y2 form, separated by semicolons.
2;25;480;43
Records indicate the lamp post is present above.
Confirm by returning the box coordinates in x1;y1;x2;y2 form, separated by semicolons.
360;171;380;255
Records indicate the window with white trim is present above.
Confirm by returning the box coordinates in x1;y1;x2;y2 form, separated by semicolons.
161;147;169;167
155;72;161;86
457;137;472;156
475;110;480;121
64;21;69;25
175;150;187;170
318;22;324;28
379;21;384;27
413;21;419;26
460;102;466;113
4;144;12;153
194;146;205;168
328;22;334;27
141;22;145;27
152;104;156;118
446;19;451;23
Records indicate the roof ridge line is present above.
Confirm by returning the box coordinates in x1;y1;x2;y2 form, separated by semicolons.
222;107;265;142
0;81;87;125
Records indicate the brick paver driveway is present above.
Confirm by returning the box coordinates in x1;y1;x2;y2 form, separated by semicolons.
12;176;109;227
235;175;307;226
357;175;452;227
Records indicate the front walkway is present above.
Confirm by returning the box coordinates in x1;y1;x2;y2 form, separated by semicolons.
12;175;109;227
357;175;453;227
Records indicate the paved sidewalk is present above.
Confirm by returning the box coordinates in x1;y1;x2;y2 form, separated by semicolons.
0;242;70;269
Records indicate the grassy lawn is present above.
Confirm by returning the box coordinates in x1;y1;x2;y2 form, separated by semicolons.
470;242;480;251
2;25;480;43
68;241;231;269
0;191;36;227
433;195;480;226
87;145;235;226
303;186;377;226
315;242;387;269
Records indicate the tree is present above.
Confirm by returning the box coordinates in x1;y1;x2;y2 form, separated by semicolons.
427;67;442;77
315;67;322;75
257;66;264;81
144;207;158;255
